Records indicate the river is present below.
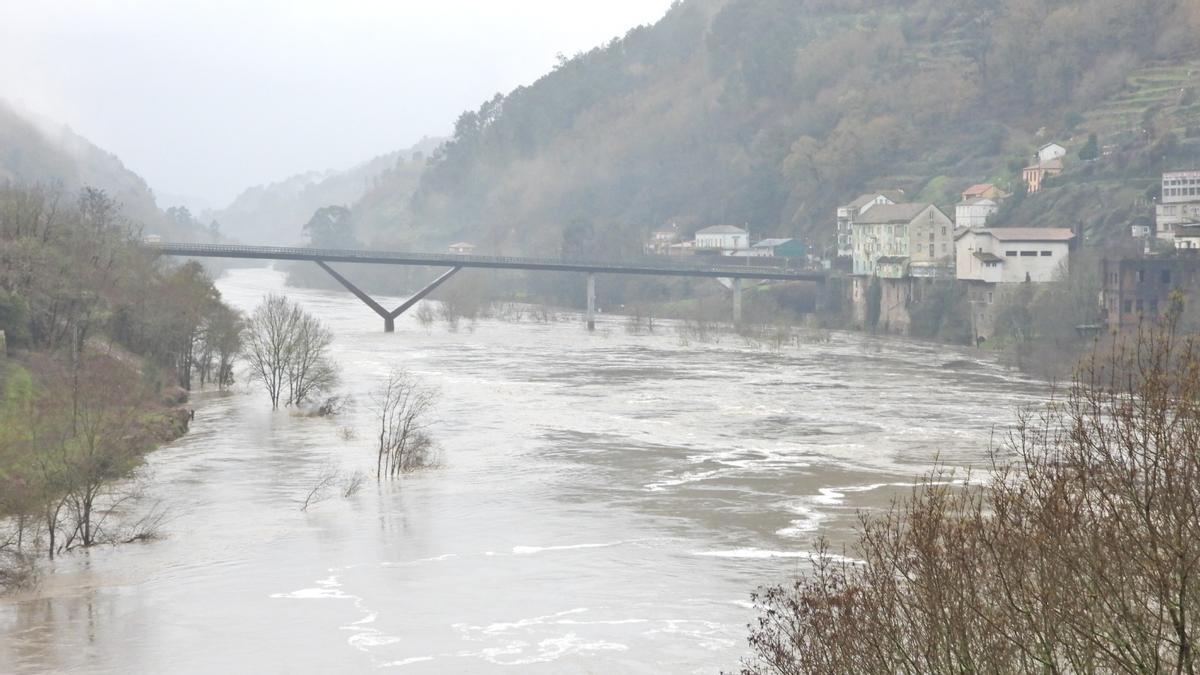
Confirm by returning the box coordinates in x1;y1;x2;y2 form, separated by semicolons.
0;267;1045;673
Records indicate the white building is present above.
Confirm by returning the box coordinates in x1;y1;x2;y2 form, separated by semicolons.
1156;171;1200;241
694;225;750;252
1174;224;1200;249
836;193;895;258
1037;143;1067;164
955;227;1075;284
851;203;954;278
448;242;476;254
955;197;999;228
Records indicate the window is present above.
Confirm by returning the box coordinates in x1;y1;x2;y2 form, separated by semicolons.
1124;300;1133;313
1151;300;1159;313
1020;251;1037;257
1136;300;1144;312
987;292;994;304
1162;270;1171;284
1006;251;1018;257
1040;251;1052;256
1138;270;1145;283
929;244;934;256
941;227;947;235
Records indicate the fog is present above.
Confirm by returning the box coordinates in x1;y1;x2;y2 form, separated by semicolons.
0;0;675;206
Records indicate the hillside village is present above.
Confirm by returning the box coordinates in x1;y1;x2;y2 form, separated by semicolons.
634;136;1200;347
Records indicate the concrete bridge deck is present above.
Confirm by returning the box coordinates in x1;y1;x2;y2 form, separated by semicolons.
148;242;827;282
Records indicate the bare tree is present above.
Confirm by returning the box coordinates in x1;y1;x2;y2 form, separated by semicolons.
739;307;1200;674
243;294;338;409
286;312;337;406
368;367;437;478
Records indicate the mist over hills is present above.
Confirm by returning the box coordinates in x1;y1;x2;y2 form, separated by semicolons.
342;0;1200;257
210;137;444;245
0;100;218;241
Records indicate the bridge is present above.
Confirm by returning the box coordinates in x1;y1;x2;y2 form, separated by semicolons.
149;243;826;332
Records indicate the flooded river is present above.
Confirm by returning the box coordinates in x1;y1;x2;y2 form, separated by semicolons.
0;267;1045;673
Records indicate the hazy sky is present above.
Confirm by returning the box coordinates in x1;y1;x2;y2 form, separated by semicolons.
0;1;676;207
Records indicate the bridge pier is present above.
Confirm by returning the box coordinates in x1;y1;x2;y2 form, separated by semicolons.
316;261;461;332
732;278;743;324
586;273;596;331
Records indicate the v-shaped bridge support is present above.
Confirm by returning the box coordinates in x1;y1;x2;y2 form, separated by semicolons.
315;260;462;332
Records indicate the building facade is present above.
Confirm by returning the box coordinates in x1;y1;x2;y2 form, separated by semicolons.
1022;158;1064;193
955;227;1075;284
955;198;999;228
1037;143;1067;164
851;203;954;278
694;225;750;252
836;193;895;258
1156;171;1200;242
1100;255;1200;329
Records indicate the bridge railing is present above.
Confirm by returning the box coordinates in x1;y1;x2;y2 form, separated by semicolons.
146;243;823;277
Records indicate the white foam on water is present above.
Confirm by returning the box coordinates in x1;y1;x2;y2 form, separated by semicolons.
511;542;623;555
775;503;825;538
644;469;725;491
380;656;435;668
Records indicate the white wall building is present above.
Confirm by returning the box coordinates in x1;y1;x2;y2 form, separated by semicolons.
955;197;999;228
836;193;895;257
694;225;750;252
1037;143;1067;164
955;227;1075;284
1157;171;1200;241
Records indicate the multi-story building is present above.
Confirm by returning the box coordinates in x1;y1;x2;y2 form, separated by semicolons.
955;227;1075;284
955;226;1076;341
836;193;895;258
851;203;954;278
1156;170;1200;242
1022;158;1064;193
1100;254;1200;329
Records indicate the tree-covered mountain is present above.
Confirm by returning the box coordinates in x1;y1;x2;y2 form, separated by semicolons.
0;100;215;242
211;137;443;245
355;0;1200;257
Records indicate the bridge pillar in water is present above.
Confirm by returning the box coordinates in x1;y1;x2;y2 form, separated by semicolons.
586;273;597;331
732;278;743;324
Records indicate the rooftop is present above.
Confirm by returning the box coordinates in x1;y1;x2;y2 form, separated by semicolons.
958;197;998;207
957;226;1075;242
753;238;794;248
962;183;997;196
854;203;934;224
696;225;748;235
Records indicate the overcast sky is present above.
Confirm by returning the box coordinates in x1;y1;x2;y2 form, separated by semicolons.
0;0;676;208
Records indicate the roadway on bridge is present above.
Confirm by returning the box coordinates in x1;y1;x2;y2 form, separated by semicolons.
148;243;826;282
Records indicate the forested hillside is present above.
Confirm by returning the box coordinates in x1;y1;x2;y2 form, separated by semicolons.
0;101;215;242
359;0;1200;256
212;137;442;245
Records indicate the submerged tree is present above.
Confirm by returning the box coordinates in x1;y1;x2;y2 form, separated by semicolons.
368;367;437;478
740;310;1200;674
242;294;338;409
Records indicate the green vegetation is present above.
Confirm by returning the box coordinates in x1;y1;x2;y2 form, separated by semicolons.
344;0;1200;270
0;183;238;587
